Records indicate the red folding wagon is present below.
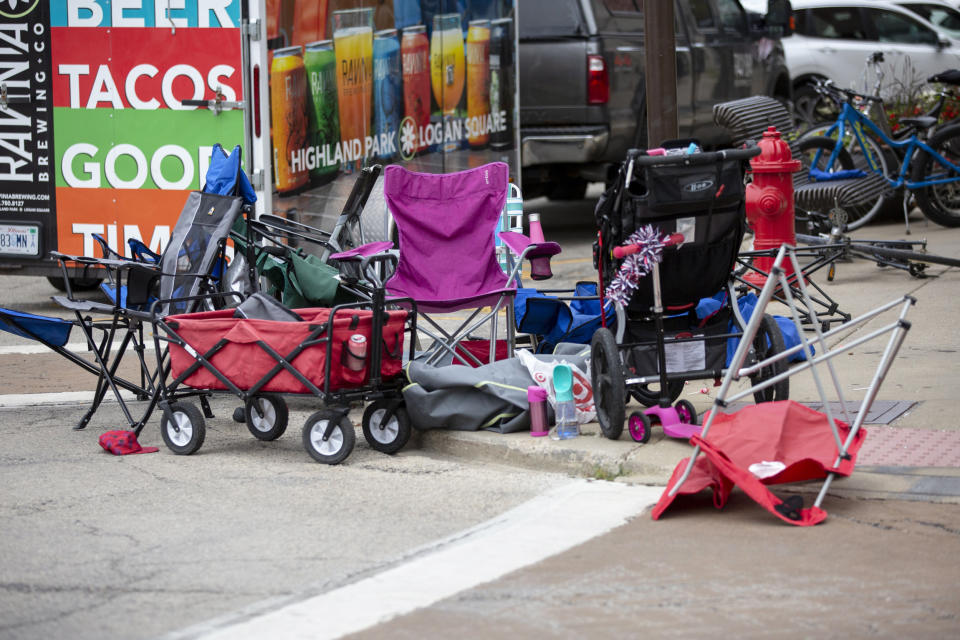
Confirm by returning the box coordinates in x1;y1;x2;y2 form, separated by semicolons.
151;292;416;464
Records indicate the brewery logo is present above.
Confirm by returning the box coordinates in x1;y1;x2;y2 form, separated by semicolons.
0;0;40;19
399;116;418;162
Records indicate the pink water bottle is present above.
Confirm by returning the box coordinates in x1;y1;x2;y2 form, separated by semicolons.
528;213;545;243
528;386;549;437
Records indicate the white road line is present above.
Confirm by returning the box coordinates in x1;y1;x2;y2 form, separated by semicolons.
185;479;661;640
0;390;136;407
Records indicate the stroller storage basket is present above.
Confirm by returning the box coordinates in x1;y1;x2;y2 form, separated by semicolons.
599;147;750;311
166;306;408;394
623;310;731;378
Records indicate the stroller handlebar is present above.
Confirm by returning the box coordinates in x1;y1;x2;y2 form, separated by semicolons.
613;233;685;258
627;145;760;167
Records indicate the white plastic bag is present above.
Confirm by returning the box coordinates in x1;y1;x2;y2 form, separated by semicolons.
517;350;596;424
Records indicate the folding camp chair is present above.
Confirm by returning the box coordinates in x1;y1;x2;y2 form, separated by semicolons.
229;164;394;308
653;244;915;525
339;162;559;367
37;145;254;433
514;282;615;354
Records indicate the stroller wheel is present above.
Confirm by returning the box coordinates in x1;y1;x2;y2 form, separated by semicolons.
674;399;698;425
591;327;626;440
751;314;790;403
160;402;206;455
302;410;356;465
245;393;289;441
362;400;412;455
628;381;685;408
628;411;652;444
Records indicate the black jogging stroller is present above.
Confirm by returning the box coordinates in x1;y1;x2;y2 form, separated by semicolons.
591;141;790;443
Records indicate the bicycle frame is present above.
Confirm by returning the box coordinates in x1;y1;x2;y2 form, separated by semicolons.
816;101;960;191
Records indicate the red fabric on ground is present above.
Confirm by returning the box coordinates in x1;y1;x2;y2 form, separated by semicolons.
652;400;866;526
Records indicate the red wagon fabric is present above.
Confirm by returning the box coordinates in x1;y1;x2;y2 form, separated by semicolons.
167;307;408;394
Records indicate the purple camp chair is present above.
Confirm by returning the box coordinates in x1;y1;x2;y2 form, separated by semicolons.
338;162;559;366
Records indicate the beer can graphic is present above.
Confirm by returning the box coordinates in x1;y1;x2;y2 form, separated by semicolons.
333;8;374;172
466;19;491;149
489;17;515;150
304;39;340;182
270;45;309;193
401;24;430;154
430;13;465;152
430;12;464;117
373;28;401;161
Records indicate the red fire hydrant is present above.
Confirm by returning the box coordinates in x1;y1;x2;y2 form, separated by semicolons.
744;126;801;287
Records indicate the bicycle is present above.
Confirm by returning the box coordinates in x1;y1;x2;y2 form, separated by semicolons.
800;204;960;276
799;63;960;230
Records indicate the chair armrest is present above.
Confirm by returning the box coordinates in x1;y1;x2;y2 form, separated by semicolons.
329;241;394;261
92;233;125;260
498;231;562;281
498;231;562;261
50;251;132;269
330;242;396;288
128;238;161;263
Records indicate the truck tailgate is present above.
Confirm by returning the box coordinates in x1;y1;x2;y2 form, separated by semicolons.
519;40;591;125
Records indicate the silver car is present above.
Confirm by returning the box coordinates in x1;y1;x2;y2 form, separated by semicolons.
787;0;960;120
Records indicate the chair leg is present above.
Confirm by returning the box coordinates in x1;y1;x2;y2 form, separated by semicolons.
506;303;516;359
490;308;498;364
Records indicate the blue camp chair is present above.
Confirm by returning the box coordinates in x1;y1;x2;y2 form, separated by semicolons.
515;282;615;353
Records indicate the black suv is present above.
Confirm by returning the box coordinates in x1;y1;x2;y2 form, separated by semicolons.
518;0;793;199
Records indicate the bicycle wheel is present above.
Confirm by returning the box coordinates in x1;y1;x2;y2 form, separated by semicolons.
798;136;855;172
912;123;960;228
799;131;892;231
793;83;840;129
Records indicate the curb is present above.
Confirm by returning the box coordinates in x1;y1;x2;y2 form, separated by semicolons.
408;427;960;503
408;426;695;481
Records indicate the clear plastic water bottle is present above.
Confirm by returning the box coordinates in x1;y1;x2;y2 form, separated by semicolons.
553;364;579;440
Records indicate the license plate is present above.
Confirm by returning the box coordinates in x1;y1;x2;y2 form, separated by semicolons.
0;224;39;256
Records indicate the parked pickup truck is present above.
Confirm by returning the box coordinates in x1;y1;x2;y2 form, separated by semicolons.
518;0;794;199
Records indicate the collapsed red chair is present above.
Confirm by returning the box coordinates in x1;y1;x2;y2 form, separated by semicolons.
653;400;866;525
652;245;915;526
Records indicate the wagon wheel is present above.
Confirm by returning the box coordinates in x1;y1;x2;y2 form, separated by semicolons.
160;402;206;455
302;409;356;465
591;327;626;440
245;393;289;441
362;400;412;455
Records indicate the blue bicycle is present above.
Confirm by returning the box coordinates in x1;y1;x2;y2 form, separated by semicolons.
800;69;960;229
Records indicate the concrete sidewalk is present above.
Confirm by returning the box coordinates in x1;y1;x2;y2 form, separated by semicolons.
408;214;960;499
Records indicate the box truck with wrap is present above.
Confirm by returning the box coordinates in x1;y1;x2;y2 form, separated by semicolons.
0;0;521;289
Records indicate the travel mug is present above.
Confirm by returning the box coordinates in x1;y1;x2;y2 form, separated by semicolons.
528;385;549;437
